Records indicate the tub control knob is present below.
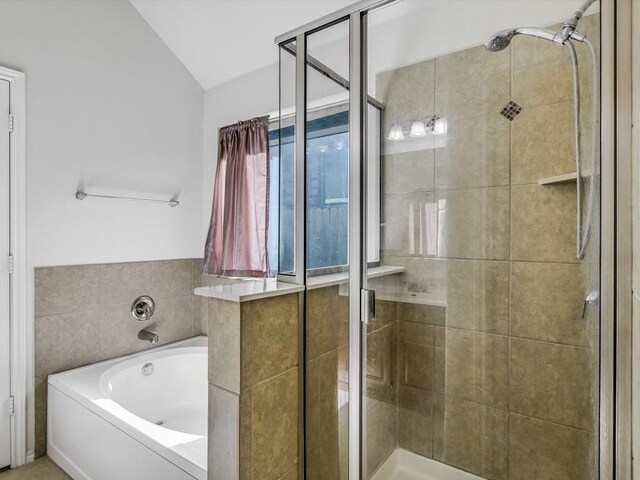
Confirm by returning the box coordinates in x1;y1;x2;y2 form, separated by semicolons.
131;295;155;321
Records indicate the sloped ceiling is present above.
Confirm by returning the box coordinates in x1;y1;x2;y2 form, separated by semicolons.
130;0;354;90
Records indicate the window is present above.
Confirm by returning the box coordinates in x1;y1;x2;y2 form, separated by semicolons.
268;104;381;275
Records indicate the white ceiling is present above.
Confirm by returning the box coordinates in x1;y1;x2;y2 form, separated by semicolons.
129;0;355;91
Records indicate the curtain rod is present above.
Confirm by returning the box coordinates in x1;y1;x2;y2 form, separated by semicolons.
75;191;179;207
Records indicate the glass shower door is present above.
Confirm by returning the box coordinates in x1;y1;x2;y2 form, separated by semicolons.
362;1;601;479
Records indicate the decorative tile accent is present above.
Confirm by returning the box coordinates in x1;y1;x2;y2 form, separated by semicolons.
500;100;523;121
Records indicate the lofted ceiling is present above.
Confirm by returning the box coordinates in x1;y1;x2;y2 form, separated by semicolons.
129;0;355;91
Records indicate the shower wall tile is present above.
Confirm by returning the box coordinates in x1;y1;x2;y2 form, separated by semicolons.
511;184;578;263
511;262;587;346
366;325;396;404
35;310;101;378
434;114;510;189
445;259;510;335
383;150;435;194
34;265;100;317
382;191;436;258
242;294;298;386
512;61;573;108
306;286;348;360
436;186;510;260
365;399;397;475
252;368;298;480
443;329;509;410
34;258;203;458
306;350;340;451
376;59;436;132
435;45;510;119
34;376;48;458
398;407;433;458
433;396;508;480
510;338;594;431
511;102;576;185
508;413;594;480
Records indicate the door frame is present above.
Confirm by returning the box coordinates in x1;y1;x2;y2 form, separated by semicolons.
0;65;27;468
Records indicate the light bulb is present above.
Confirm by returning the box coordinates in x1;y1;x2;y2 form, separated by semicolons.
409;121;427;137
433;118;447;135
388;124;404;141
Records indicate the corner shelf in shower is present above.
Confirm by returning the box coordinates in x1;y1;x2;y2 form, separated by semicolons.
538;170;592;185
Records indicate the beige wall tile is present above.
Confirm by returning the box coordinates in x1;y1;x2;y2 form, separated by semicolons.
510;338;595;431
194;296;208;336
382;191;436;258
366;325;396;403
98;262;151;306
365;399;396;477
513;62;573;108
377;59;435;133
437;187;510;260
35;310;100;377
397;302;438;325
508;413;594;480
511;184;578;263
242;293;298;386
306;351;339;451
511;103;575;185
433;396;508;480
435;114;510;189
98;296;194;361
34;376;48;458
369;299;396;332
398;407;433;459
399;320;434;346
443;329;509;410
35;265;100;317
252;369;298;480
148;259;193;298
511;262;587;345
445;259;510;335
435;45;510;119
398;384;432;414
208;298;241;392
240;389;252;480
383;150;435;194
306;286;348;360
209;384;239;480
399;341;435;391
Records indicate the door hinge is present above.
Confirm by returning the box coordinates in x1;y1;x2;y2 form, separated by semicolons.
8;396;14;416
7;255;14;274
8;114;13;133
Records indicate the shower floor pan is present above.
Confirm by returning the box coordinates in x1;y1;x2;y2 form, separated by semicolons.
371;449;484;480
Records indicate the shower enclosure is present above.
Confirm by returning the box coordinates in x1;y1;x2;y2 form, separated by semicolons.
274;0;611;478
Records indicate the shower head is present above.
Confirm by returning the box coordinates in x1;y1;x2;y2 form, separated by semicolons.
485;27;562;52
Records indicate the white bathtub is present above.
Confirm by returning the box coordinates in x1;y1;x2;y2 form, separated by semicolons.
48;336;207;480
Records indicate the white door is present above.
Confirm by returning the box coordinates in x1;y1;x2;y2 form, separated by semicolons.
0;79;10;469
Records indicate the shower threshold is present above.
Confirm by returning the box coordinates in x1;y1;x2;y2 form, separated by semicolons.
371;449;484;480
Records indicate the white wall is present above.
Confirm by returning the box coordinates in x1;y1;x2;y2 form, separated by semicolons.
0;0;204;268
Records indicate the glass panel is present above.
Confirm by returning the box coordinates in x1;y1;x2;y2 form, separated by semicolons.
276;40;297;276
304;19;350;480
364;1;601;479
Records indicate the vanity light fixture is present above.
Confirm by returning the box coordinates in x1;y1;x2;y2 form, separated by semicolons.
409;121;427;137
388;124;405;141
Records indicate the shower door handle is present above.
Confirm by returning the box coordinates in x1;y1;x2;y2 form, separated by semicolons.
361;289;376;325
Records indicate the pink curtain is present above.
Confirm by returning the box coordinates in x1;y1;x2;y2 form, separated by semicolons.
203;116;271;277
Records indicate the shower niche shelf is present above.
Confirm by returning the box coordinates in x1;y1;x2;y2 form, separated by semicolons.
539;170;592;185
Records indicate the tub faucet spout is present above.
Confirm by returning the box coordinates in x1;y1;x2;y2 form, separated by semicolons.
138;329;158;344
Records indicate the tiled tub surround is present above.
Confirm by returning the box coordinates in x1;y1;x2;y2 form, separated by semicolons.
374;14;599;480
206;292;300;480
34;258;214;457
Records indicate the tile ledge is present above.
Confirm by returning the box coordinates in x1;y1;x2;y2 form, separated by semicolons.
194;279;303;302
